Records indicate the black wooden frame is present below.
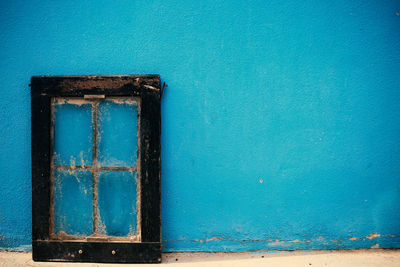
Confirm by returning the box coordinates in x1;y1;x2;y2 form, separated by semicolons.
31;75;161;263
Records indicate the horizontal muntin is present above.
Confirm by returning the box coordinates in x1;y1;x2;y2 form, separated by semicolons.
54;165;137;172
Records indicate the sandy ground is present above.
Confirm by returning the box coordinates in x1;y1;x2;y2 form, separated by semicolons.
0;250;399;266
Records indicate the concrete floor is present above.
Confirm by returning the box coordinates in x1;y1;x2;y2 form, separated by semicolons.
0;250;399;266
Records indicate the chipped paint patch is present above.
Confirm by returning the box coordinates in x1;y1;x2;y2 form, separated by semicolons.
53;98;91;106
366;233;381;240
197;237;226;243
106;97;138;105
143;85;159;91
206;237;224;242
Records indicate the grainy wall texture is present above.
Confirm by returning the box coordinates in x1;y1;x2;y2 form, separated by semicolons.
0;0;400;251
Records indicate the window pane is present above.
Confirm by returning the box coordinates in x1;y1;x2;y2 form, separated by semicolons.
97;99;138;167
53;100;93;166
54;170;93;236
97;171;138;236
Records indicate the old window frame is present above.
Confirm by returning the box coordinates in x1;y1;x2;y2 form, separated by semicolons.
31;75;161;263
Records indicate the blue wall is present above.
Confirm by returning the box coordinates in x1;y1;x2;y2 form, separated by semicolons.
1;0;400;251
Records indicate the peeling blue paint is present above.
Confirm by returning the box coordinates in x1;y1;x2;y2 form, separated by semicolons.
163;235;400;252
1;0;400;252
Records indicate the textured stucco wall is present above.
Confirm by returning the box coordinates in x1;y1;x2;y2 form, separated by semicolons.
0;0;400;251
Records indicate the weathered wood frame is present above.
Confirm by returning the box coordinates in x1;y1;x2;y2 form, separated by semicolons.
31;75;161;263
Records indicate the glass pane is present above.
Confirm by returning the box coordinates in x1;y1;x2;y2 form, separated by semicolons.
97;171;138;236
97;99;138;167
54;170;93;236
53;99;93;166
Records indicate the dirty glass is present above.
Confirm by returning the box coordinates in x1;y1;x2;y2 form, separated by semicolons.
51;97;140;241
98;100;138;167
